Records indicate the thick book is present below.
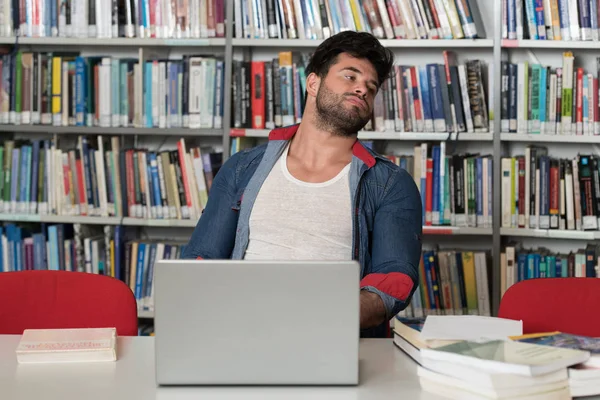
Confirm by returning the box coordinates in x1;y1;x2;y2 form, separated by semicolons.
511;331;600;368
421;339;590;376
16;328;117;363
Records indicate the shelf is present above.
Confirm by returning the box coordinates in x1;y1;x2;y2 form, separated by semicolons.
0;37;226;47
138;309;154;319
502;39;600;49
231;128;494;141
501;133;600;143
0;125;223;136
501;228;600;240
121;218;197;227
423;226;492;235
233;38;494;48
0;214;122;225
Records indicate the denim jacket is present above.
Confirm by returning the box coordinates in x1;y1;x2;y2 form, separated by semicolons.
182;124;423;337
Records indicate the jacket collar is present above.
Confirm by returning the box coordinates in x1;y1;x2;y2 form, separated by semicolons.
268;124;376;169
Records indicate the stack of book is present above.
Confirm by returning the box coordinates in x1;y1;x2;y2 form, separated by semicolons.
394;315;600;398
232;50;491;134
511;332;600;398
417;339;584;399
501;147;600;232
234;0;486;40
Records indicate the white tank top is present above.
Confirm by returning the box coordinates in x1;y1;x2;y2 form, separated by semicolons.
244;143;353;261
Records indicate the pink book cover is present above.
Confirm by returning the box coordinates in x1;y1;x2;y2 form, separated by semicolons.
16;328;117;363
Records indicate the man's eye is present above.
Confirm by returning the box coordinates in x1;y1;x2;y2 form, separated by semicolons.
345;75;355;80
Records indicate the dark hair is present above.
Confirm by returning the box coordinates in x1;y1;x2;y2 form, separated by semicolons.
305;31;395;88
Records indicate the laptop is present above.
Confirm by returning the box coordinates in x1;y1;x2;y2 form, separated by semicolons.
153;260;360;386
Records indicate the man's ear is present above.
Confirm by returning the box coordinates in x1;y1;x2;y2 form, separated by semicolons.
306;72;320;98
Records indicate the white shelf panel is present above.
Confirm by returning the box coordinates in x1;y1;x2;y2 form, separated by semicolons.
423;226;492;235
501;133;600;143
501;228;600;240
138;309;154;319
0;37;226;47
0;124;223;136
233;38;494;48
121;218;197;227
0;214;122;225
502;39;600;49
231;129;493;141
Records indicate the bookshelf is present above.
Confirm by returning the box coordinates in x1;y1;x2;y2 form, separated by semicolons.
231;38;494;48
0;126;223;136
498;0;600;300
0;37;227;47
3;0;599;322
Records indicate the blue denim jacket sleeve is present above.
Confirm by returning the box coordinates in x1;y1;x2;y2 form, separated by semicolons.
360;168;422;320
181;152;242;260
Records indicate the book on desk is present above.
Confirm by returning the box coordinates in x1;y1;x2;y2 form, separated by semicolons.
15;327;117;363
393;315;599;399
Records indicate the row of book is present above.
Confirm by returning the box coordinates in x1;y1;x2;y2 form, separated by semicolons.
234;0;486;40
0;223;121;275
396;249;491;318
0;221;184;313
501;243;600;297
500;53;600;136
0;52;225;129
0;137;222;219
501;148;600;231
503;0;600;41
233;50;491;134
0;0;225;38
402;143;492;228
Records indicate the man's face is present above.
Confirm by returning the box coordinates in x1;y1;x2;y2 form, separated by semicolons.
314;53;379;137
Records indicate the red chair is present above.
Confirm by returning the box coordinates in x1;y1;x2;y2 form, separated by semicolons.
0;270;138;336
498;278;600;337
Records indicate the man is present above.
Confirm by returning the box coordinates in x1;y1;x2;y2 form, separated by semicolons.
183;31;422;338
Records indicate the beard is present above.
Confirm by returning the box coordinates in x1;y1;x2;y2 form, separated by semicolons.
314;83;372;137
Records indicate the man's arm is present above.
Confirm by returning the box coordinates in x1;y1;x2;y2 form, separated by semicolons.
360;168;422;322
360;290;386;329
181;152;243;260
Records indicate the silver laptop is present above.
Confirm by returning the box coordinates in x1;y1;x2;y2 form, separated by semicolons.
154;260;360;386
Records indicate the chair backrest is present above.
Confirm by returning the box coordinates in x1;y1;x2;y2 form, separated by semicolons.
498;278;600;337
0;271;138;336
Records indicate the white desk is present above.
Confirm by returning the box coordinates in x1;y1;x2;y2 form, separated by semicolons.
1;336;445;400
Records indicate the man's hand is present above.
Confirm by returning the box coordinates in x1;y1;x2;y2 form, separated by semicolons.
360;290;386;329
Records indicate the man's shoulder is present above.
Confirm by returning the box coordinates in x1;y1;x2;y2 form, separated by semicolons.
364;146;419;195
225;143;269;171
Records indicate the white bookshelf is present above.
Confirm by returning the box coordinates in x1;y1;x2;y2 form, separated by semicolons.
500;228;600;240
137;309;154;319
0;125;223;136
7;0;583;318
0;37;226;47
0;214;122;225
501;134;600;143
502;39;600;50
121;218;197;228
423;227;493;235
231;129;494;141
233;38;494;48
